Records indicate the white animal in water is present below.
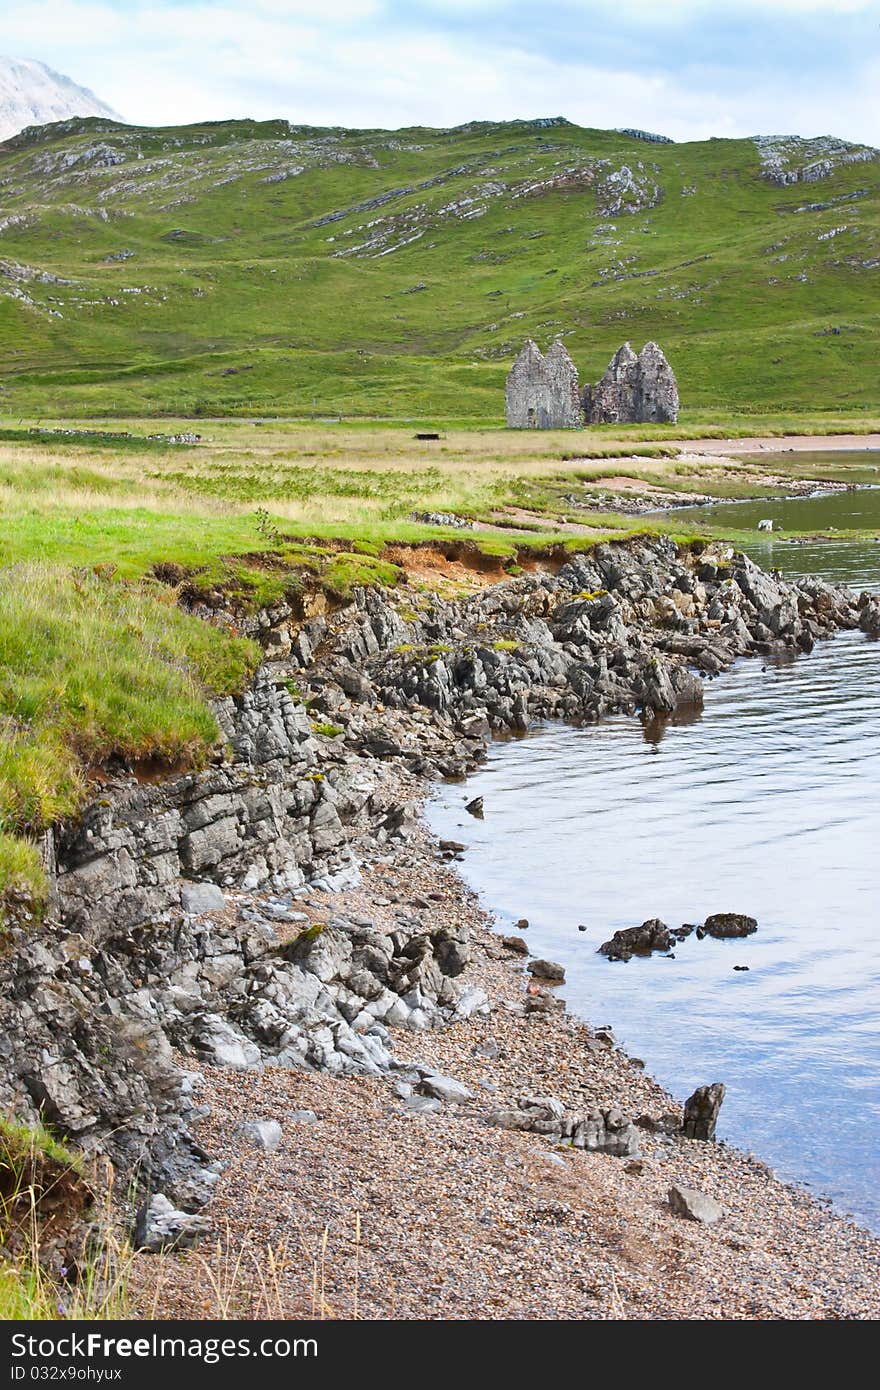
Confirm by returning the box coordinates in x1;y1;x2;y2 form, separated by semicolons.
757;518;774;532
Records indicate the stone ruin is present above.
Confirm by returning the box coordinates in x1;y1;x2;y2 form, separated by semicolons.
504;338;581;429
505;337;679;428
584;341;679;425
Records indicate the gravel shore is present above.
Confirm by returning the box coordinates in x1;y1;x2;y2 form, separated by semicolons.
129;816;880;1321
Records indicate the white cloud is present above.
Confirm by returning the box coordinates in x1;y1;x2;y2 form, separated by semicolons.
1;0;877;143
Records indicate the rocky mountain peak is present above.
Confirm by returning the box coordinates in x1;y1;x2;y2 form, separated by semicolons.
0;55;120;143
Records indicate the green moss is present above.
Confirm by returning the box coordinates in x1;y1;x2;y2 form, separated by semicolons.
311;721;343;738
395;641;451;661
296;922;327;945
322;552;402;597
493;638;521;652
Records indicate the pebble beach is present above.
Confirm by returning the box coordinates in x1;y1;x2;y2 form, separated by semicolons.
129;818;880;1322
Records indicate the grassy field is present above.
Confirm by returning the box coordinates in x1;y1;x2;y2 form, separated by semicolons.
0;116;878;418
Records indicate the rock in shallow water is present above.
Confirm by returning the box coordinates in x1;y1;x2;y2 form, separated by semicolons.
682;1082;726;1141
699;913;758;939
599;918;673;961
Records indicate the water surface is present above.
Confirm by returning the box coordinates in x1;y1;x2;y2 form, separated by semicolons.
426;484;880;1230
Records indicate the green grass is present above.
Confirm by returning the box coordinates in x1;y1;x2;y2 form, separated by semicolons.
0;118;878;417
0;564;260;916
0;833;47;928
0;1115;135;1321
0;1114;80;1175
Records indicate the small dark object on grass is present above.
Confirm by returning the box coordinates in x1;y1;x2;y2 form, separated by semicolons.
415;432;441;440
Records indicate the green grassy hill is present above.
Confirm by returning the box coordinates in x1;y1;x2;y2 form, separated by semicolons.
0;115;878;418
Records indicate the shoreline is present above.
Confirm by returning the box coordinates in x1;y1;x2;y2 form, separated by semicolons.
128;802;880;1320
672;433;880;456
8;534;879;1320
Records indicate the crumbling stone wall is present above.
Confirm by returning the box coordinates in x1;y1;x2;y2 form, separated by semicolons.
584;340;679;424
505;338;581;429
507;337;678;427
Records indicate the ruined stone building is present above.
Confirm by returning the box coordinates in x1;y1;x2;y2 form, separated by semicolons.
583;341;679;424
504;339;582;429
505;337;679;427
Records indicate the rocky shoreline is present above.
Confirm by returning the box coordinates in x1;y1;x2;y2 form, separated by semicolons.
559;470;864;518
4;535;880;1317
126;812;880;1320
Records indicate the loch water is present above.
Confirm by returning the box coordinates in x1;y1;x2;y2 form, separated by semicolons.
425;475;880;1231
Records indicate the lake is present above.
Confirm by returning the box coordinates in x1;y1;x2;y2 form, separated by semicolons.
426;472;880;1231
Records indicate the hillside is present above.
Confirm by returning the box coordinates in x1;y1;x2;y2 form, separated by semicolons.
0;115;878;418
0;57;119;143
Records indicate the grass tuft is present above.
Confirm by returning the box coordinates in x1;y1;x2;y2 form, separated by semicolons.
0;564;259;905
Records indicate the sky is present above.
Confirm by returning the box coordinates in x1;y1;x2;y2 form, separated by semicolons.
5;0;880;144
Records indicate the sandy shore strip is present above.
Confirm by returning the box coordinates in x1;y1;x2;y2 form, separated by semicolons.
128;820;880;1321
673;433;880;456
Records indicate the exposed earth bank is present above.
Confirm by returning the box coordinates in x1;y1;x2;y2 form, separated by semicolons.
4;535;880;1318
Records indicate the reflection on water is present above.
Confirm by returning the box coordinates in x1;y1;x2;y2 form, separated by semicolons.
426;491;880;1231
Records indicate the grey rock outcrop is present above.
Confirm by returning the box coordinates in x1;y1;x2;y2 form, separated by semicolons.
584;341;679;424
505;338;581;429
240;1119;283;1153
137;1193;212;1253
0;535;864;1258
49;670;350;936
489;1095;639;1157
